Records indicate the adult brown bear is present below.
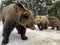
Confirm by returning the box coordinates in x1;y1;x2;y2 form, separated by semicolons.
2;2;35;45
34;15;49;30
47;16;60;30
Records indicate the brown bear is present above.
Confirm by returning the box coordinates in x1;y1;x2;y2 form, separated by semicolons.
47;16;60;30
34;15;49;30
2;2;35;45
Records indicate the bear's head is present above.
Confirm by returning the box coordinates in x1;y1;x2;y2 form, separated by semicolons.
15;3;35;30
34;16;42;25
20;10;35;30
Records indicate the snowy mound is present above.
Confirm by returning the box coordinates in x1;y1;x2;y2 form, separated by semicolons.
0;21;60;45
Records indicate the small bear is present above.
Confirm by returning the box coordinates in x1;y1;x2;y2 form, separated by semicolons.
34;15;49;30
47;16;60;30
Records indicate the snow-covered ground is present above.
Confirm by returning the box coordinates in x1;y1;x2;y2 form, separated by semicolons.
0;21;60;45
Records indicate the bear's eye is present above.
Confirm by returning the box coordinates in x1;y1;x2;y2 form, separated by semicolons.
22;13;29;19
39;17;41;18
23;15;29;19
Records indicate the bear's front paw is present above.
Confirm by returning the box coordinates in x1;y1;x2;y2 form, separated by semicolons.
21;36;28;40
2;39;9;45
2;42;7;45
1;43;7;45
40;28;43;30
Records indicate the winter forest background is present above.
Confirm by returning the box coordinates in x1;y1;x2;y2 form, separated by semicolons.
0;0;60;45
0;0;60;20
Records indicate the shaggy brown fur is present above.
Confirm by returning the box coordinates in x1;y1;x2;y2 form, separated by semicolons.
47;16;60;30
2;3;35;45
34;15;49;30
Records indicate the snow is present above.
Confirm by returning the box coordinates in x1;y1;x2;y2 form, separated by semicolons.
0;21;60;45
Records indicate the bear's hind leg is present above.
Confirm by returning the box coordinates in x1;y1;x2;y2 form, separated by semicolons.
44;23;48;29
16;24;28;40
51;27;55;30
2;21;16;45
56;26;60;30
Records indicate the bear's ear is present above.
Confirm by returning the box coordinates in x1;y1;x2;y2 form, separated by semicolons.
15;2;24;9
34;16;37;19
